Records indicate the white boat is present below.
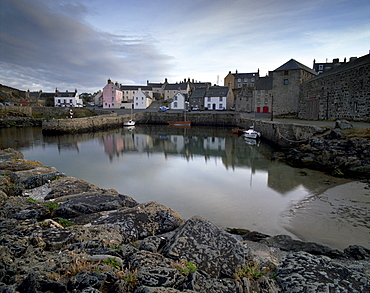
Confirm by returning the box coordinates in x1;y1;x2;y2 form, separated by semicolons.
243;125;261;139
124;106;135;126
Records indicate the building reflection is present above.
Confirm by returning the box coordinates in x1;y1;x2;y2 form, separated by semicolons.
1;125;338;196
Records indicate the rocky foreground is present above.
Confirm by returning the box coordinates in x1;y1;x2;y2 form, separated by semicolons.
0;148;369;293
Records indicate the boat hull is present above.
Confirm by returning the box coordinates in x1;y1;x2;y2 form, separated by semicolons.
168;121;191;127
124;120;136;126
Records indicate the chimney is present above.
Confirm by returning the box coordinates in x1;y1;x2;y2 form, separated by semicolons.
108;79;112;84
333;58;339;64
236;69;238;74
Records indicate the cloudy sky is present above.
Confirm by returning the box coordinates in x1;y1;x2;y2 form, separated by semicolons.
1;0;369;93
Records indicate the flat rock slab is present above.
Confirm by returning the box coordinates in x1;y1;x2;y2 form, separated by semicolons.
91;201;184;243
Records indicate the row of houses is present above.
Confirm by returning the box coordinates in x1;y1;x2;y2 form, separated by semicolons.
100;53;369;120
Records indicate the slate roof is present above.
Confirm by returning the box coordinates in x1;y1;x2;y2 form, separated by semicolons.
120;85;152;91
274;59;317;75
255;76;273;90
306;54;370;82
233;72;258;79
164;83;187;90
55;92;77;97
205;86;229;97
189;89;206;99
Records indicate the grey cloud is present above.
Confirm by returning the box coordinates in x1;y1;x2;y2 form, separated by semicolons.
0;0;172;92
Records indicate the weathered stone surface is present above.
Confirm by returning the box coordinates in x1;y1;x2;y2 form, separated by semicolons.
45;177;103;199
285;136;370;178
276;251;370;292
163;216;245;278
181;270;240;293
68;271;107;291
137;267;186;288
344;245;370;260
135;286;196;293
261;235;344;259
335;119;353;130
139;235;166;253
18;171;66;189
91;201;184;243
54;191;137;220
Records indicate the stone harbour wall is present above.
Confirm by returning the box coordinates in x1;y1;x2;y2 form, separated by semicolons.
42;113;126;134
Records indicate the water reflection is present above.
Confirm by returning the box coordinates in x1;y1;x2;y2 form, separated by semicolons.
1;125;365;249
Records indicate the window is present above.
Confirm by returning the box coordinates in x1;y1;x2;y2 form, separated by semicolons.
174;102;178;107
264;98;268;104
257;98;260;104
207;97;211;102
251;78;255;82
284;71;289;75
319;65;323;70
258;91;261;95
244;78;248;82
58;99;60;103
284;79;289;85
219;97;223;102
174;96;177;101
238;78;241;82
219;104;223;108
111;97;114;102
265;90;268;95
238;83;242;88
207;103;211;108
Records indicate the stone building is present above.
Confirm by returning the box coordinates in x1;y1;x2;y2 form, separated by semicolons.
254;75;273;113
299;54;370;121
272;59;317;116
224;70;259;89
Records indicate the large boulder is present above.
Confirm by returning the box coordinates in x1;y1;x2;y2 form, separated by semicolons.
163;216;245;278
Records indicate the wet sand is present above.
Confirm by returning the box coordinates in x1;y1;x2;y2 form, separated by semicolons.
282;181;370;250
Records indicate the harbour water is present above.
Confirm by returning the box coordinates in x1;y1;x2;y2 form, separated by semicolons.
1;125;369;250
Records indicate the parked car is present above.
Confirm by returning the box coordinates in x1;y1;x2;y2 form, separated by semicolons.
216;107;225;111
159;106;168;112
192;106;200;111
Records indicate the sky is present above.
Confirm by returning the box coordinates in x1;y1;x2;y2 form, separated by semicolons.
0;0;369;94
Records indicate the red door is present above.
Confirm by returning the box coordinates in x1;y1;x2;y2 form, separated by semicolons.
256;107;260;113
263;106;269;113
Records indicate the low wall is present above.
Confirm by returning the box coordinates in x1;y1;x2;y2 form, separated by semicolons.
0;105;33;116
42;113;125;134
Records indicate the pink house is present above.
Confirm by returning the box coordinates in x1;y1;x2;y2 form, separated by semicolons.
103;79;123;109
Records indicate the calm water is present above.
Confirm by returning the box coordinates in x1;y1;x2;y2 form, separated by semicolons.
1;125;369;250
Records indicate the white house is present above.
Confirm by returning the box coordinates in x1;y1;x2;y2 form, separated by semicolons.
134;88;152;109
170;90;187;110
204;86;233;110
54;89;83;107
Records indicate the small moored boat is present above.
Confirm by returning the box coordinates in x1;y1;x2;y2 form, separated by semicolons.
124;106;135;126
243;125;261;139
